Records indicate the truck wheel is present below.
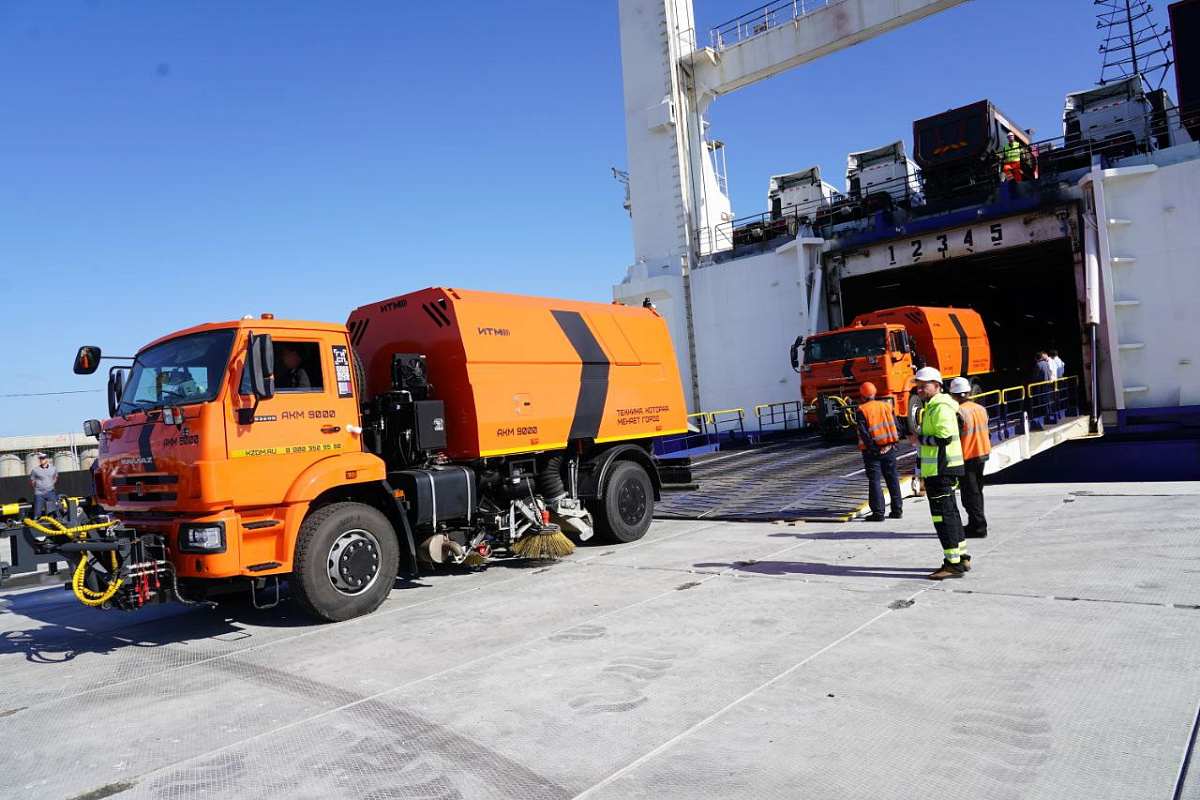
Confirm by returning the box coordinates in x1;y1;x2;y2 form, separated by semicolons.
291;502;399;622
592;460;653;544
907;389;923;435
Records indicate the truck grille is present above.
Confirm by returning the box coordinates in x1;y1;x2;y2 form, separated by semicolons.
112;474;179;502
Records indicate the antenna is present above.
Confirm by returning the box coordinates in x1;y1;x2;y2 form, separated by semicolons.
1095;0;1174;89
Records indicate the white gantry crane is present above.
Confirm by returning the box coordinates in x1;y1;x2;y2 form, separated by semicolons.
615;0;969;410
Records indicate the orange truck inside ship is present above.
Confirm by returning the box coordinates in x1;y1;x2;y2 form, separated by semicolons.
790;306;991;437
67;287;687;621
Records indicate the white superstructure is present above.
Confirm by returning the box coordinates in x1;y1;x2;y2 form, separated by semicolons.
615;0;969;410
1080;146;1200;412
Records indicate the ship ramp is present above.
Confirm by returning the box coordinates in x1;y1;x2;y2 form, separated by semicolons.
657;378;1094;522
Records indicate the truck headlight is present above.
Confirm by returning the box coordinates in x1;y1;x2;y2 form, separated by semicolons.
179;522;226;553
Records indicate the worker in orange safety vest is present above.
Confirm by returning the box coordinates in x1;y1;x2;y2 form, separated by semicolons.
949;377;991;538
854;382;903;522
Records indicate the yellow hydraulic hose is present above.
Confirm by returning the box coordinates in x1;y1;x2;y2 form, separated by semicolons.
22;516;117;539
828;395;856;429
21;516;124;606
71;551;124;607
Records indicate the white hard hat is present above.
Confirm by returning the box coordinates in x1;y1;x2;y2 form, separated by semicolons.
913;367;943;384
948;377;972;394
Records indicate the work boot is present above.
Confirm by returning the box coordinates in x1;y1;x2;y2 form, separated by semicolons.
864;514;885;522
928;560;966;580
959;554;971;572
889;510;903;519
965;530;988;539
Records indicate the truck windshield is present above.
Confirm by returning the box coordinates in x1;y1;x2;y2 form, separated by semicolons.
804;329;886;364
117;329;236;415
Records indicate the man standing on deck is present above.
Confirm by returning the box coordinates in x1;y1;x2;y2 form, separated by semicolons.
1001;131;1024;182
1032;351;1055;382
1048;349;1065;379
949;377;990;539
914;368;968;580
29;452;59;519
855;382;903;522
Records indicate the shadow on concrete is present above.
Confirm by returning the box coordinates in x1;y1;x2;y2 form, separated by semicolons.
0;575;441;665
695;560;933;580
768;530;934;541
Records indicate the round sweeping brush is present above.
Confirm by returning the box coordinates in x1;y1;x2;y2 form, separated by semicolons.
511;512;575;560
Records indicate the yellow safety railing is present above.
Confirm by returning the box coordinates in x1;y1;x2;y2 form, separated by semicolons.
707;408;748;439
1025;375;1078;395
1025;375;1079;421
667;374;1082;452
967;389;1001;406
1002;385;1026;404
753;401;805;432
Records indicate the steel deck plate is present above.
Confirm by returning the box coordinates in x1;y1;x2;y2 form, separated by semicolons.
656;433;915;521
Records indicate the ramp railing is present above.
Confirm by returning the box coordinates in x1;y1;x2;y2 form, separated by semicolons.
754;401;804;434
655;376;1088;458
1026;376;1081;429
708;408;748;441
655;410;748;456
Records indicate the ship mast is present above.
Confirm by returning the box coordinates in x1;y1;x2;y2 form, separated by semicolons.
1096;0;1174;88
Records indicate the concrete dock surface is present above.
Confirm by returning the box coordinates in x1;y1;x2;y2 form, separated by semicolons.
1;481;1197;800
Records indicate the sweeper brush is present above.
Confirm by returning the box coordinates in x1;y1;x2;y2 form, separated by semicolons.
511;524;575;560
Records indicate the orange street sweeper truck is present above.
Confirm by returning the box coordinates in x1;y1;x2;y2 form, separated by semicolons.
42;287;686;621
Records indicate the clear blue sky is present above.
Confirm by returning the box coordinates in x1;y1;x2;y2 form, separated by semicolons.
0;0;1177;436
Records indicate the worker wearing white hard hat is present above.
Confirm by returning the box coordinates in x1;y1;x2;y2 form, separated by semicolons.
914;367;968;579
913;366;942;384
949;377;991;539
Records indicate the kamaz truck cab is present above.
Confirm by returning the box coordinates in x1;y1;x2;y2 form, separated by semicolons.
791;306;991;438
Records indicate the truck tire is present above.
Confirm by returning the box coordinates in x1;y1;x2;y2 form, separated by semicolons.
591;460;654;544
291;502;399;622
819;419;842;441
906;389;923;436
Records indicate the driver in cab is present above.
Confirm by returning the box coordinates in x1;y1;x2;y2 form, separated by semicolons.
276;343;311;390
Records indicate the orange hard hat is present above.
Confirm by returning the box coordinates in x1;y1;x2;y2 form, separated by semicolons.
860;381;877;398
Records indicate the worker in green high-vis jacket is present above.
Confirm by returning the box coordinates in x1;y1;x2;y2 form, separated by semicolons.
913;367;969;580
1001;131;1024;182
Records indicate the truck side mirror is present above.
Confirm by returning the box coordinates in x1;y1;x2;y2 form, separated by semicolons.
107;369;127;418
789;336;803;373
245;333;275;401
237;333;275;425
83;419;102;438
74;346;102;375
